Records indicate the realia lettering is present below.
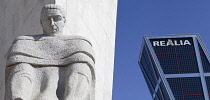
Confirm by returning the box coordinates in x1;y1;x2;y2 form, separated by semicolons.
153;39;191;46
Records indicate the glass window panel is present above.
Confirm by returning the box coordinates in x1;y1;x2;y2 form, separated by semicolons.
143;47;158;80
140;63;155;95
183;95;205;100
154;95;160;100
156;88;164;100
205;77;210;98
197;42;210;73
177;54;199;73
167;77;204;100
160;82;171;100
150;37;199;74
147;46;161;78
157;54;179;74
140;46;158;88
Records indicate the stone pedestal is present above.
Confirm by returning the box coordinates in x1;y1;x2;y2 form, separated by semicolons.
0;0;118;100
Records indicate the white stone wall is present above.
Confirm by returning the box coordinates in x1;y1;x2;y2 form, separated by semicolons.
0;0;117;100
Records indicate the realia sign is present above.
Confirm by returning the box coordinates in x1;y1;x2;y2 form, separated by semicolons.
152;39;191;46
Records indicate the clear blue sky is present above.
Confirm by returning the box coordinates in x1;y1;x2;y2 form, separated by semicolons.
113;0;210;100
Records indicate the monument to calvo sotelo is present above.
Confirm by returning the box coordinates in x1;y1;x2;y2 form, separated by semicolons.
0;0;117;100
5;4;95;100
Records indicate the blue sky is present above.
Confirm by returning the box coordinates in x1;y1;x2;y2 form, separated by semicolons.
113;0;210;100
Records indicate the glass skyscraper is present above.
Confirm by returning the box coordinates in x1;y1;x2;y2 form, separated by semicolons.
138;34;210;100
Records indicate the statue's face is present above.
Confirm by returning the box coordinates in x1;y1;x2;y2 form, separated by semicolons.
41;9;65;35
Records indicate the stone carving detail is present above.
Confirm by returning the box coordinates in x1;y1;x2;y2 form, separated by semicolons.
5;4;95;100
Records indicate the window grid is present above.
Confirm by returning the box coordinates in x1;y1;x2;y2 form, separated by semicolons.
140;63;155;95
140;46;158;88
160;82;171;100
167;77;205;100
198;42;210;73
149;37;210;100
150;38;199;74
140;35;210;100
204;77;210;99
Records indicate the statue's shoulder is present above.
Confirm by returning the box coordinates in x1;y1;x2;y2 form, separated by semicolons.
62;35;92;46
63;35;89;40
15;35;33;40
15;34;44;41
14;35;92;46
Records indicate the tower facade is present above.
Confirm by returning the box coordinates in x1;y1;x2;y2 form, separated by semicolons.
139;34;210;100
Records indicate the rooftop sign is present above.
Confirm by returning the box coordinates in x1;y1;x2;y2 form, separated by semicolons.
152;39;191;47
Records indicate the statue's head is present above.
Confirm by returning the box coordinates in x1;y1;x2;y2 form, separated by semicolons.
40;4;66;35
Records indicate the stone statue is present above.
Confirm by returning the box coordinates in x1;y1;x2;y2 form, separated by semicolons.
5;4;95;100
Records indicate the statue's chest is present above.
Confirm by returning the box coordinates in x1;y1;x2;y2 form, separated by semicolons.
13;38;85;59
41;39;66;48
35;39;76;53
